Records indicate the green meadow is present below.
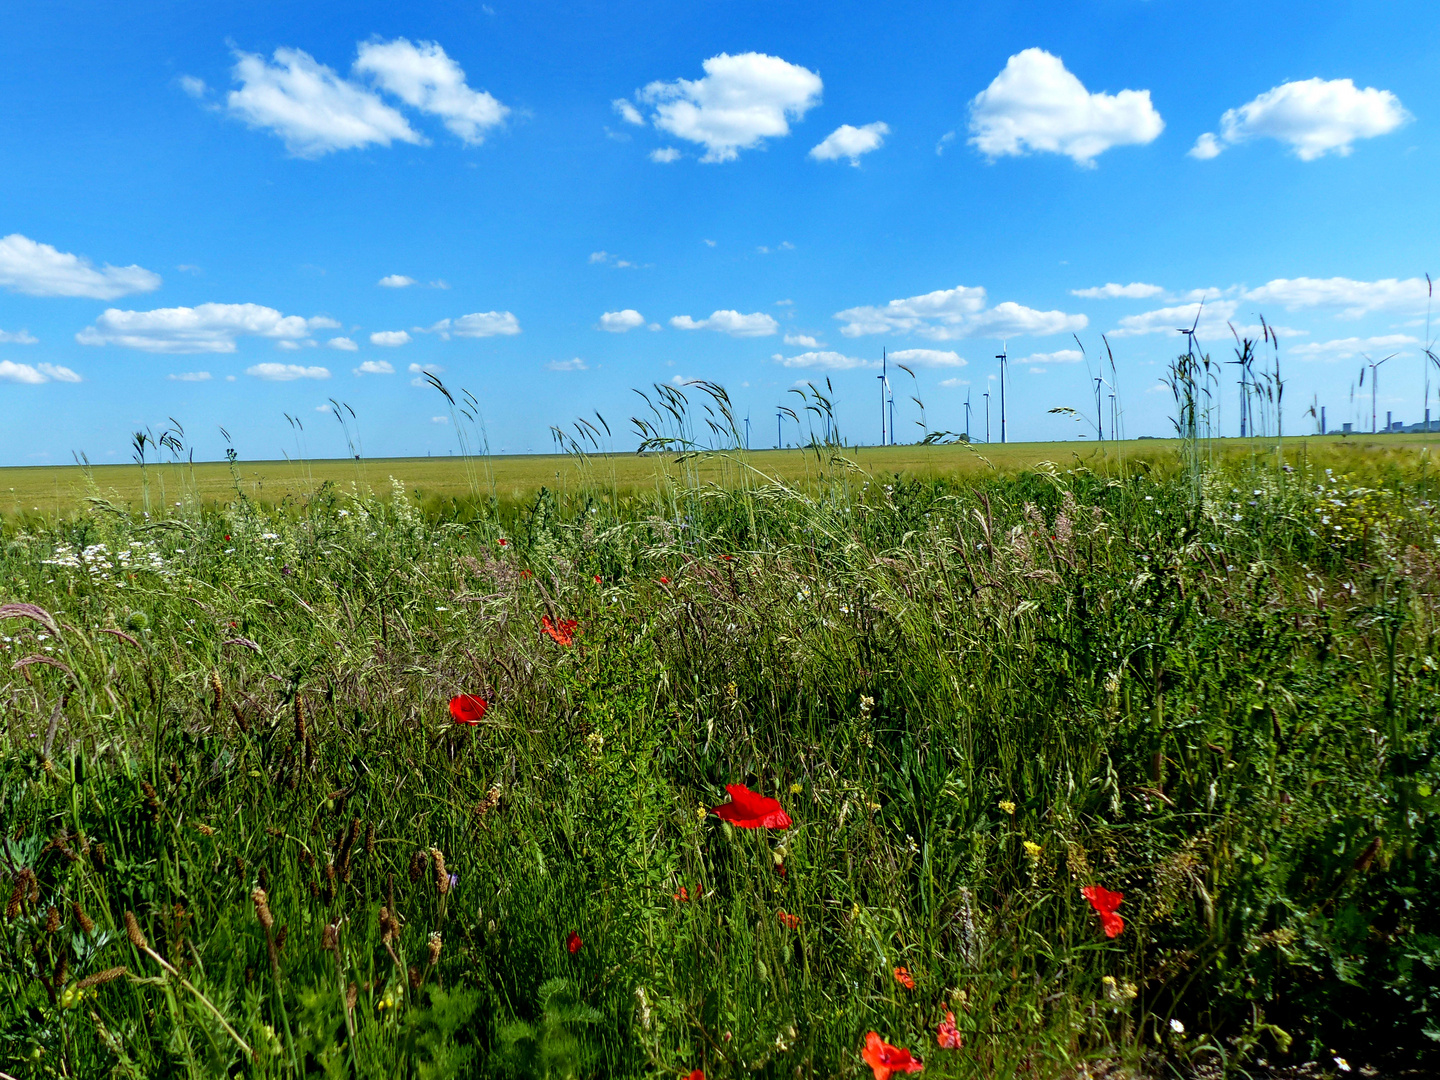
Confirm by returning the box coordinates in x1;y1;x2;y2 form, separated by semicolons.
4;430;1440;1077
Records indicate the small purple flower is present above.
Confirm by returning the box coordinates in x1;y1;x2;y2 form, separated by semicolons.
448;872;459;892
280;565;293;577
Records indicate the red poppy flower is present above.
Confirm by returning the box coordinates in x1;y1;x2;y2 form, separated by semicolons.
720;554;732;561
541;615;577;646
497;538;508;547
686;1072;705;1080
893;966;915;990
593;574;602;584
449;695;489;724
659;576;670;585
1081;884;1124;938
711;784;791;829
936;1011;962;1050
520;569;533;580
777;910;799;929
673;885;690;903
566;930;582;954
861;1032;923;1080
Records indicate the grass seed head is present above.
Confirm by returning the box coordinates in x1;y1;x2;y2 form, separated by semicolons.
431;848;449;895
73;902;95;934
209;668;223;716
45;906;60;933
75;966;129;991
251;887;274;931
124;910;148;950
427;931;442;965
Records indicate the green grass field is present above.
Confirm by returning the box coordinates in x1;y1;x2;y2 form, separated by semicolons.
4;438;1440;1078
5;432;1440;519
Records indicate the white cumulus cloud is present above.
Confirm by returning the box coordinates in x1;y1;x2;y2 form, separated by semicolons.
428;311;521;338
370;330;411;346
968;48;1163;166
1021;349;1086;364
835;285;1086;340
1243;276;1431;318
1110;300;1240;339
0;361;81;384
784;333;820;347
77;303;335;354
327;337;358;351
409;361;443;386
772;350;878;370
0;328;38;344
670;310;779;337
1290;334;1420;362
379;274;416;288
634;52;823;163
649;147;682;163
353;359;396;375
1194;78;1408;161
0;233;161;299
613;99;644;125
598;309;646;332
1071;282;1165;300
167;371;212;381
888;348;966;368
1188;132;1224;160
354;38;508;145
245;363;331;381
810;122;889;165
227;47;422;157
547;357;589;371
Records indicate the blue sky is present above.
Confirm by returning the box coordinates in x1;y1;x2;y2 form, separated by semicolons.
1;0;1436;465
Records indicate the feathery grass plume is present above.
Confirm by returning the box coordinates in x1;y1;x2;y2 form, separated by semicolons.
251;887;274;931
431;847;449;895
45;906;60;933
294;693;308;744
73;901;95;934
124;910;148;950
209;668;223;716
51;953;69;994
364;820;376;857
427;931;442;966
75;966;129;991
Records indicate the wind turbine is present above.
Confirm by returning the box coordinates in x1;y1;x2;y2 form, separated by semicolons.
776;407;783;448
1224;350;1251;438
1093;376;1105;441
1361;352;1398;433
964;389;972;442
983;391;991;444
996;344;1008;444
877;348;889;446
1176;302;1203;362
744;414;751;450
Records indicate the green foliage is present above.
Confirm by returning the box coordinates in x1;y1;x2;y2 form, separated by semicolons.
2;448;1440;1077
